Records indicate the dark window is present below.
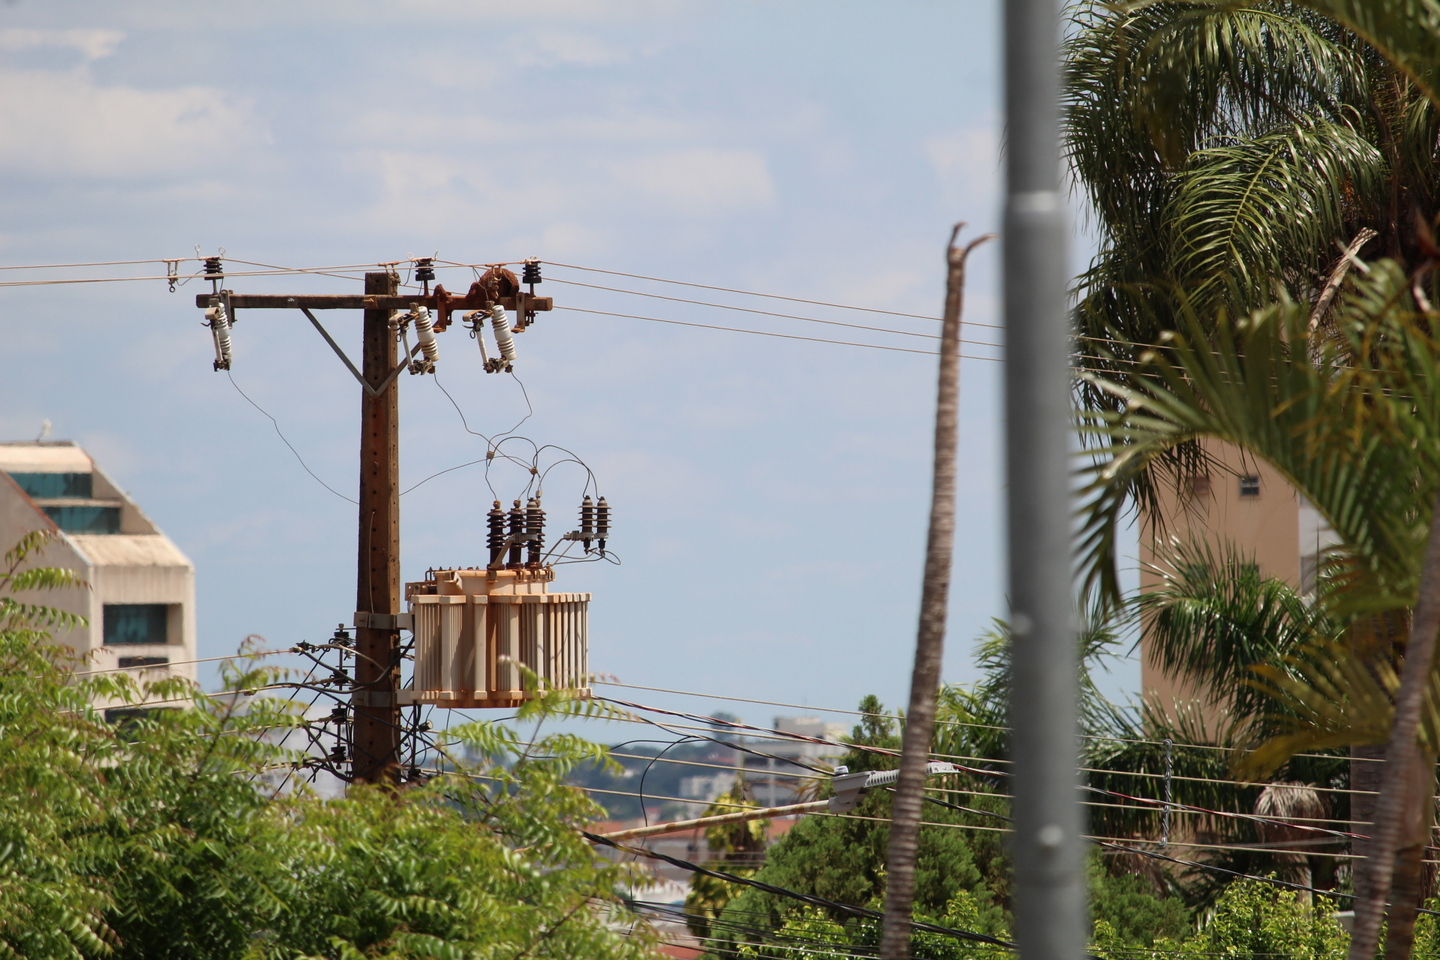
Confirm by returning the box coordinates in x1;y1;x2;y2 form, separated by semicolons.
43;505;120;534
117;656;168;668
8;471;92;498
1239;475;1261;498
103;604;169;646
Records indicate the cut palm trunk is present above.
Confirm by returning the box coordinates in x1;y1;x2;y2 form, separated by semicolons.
878;226;990;960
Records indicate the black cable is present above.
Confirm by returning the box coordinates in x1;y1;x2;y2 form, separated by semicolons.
585;831;1021;951
637;737;700;826
226;371;357;504
911;789;1438;917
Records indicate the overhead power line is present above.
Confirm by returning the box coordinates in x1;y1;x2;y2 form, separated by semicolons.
553;305;961;358
541;259;964;325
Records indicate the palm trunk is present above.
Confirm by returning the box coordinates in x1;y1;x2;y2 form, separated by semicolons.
1383;742;1435;960
878;226;991;960
1349;487;1440;960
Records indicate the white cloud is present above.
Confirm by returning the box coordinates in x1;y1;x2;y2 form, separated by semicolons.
0;67;260;178
516;32;630;68
926;127;1000;207
0;28;125;61
611;148;774;214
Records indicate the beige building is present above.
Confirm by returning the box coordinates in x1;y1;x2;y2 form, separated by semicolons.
1139;441;1336;721
0;440;197;715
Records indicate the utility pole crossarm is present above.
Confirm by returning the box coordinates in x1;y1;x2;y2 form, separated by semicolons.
192;293;553;312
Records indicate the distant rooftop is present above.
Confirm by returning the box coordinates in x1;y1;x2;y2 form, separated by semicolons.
0;440;93;473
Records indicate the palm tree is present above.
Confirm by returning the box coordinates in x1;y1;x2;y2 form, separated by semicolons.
1078;256;1440;958
1067;4;1440;956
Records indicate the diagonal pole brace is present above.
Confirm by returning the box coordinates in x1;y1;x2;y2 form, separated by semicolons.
295;301;417;397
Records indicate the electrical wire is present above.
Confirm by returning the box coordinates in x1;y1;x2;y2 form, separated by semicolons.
540;259;980;326
226;371;357;504
547;277;990;345
584;830;1023;952
591;679;1377;763
554;305;960;358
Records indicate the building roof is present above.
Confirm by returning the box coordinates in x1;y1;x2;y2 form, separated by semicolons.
70;535;190;568
0;441;92;473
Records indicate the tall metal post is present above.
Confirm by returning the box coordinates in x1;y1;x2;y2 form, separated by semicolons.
1004;0;1084;959
353;271;402;785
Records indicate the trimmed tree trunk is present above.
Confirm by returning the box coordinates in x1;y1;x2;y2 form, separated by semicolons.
1348;486;1440;960
1382;742;1435;960
879;226;992;960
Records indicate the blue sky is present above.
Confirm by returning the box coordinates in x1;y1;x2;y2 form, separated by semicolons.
0;0;1137;727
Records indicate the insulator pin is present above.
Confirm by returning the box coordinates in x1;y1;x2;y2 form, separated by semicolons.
487;500;506;566
413;305;439;364
205;300;233;371
490;304;517;363
579;495;595;551
507;500;525;568
526;497;545;566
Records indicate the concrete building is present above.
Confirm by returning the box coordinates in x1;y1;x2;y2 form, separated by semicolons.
1139;440;1336;726
0;440;196;712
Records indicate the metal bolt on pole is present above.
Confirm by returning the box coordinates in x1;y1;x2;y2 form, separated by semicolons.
1003;0;1085;958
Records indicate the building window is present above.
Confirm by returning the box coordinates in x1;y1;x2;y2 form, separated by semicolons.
103;604;169;646
7;471;92;498
117;656;168;669
1239;475;1261;498
43;505;120;534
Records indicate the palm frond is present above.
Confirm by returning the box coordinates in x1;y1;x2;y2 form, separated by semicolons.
1167;117;1385;311
1295;0;1440;108
1137;537;1332;718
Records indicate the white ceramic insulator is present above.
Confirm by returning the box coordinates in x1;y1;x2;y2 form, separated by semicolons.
490;304;516;361
206;305;233;369
413;307;439;363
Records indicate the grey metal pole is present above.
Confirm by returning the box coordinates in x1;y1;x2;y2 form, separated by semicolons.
1003;0;1084;959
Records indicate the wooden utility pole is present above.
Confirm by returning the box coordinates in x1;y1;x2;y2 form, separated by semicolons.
353;270;402;785
194;265;553;787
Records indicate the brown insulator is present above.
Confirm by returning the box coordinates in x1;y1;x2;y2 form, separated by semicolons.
526;497;545;566
507;500;525;568
596;496;610;554
580;495;595;551
487;500;506;566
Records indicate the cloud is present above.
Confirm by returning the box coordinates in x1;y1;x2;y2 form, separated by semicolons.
0;67;260;178
0;28;125;61
926;127;1000;206
517;32;631;68
611;148;774;214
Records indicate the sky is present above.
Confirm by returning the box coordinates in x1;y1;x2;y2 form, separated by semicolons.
0;0;1137;733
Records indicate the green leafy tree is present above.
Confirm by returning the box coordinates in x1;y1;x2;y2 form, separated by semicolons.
0;532;657;960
